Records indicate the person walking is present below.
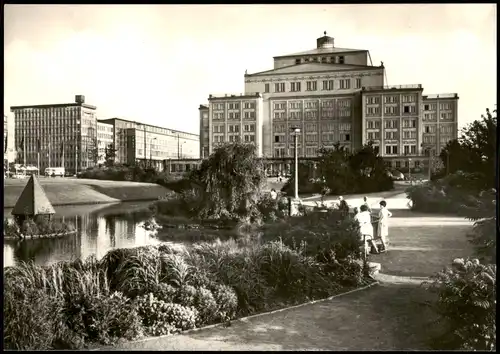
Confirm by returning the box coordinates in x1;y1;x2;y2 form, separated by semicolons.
355;204;377;257
377;200;392;252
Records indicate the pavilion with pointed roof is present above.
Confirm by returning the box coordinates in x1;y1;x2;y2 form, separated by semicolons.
11;174;55;225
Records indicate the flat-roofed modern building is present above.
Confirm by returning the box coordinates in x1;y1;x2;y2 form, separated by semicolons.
205;93;264;156
96;121;114;165
422;93;459;156
11;95;98;174
98;117;200;170
203;31;459;174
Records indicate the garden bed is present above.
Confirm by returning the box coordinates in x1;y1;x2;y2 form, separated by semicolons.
4;209;370;350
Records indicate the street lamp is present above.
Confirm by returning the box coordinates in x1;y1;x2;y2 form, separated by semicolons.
291;126;300;201
408;157;412;184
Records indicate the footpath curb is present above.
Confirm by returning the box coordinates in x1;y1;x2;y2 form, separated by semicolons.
108;281;379;349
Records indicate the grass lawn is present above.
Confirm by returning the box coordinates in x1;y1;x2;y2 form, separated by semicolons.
111;283;439;351
3;178;170;207
369;223;475;278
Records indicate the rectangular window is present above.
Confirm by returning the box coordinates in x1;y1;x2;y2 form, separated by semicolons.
339;79;350;90
290;82;301;92
355;78;362;89
366;97;379;105
424;104;429;110
264;84;270;93
392;146;398;155
322;80;334;91
306;81;317;91
274;83;285;93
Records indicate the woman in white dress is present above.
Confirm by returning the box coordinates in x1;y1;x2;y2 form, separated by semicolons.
377;200;392;251
354;204;376;256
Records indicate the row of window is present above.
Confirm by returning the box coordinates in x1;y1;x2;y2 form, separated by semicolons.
274;133;351;143
212;124;255;133
212;135;256;143
273;99;351;110
365;99;454;112
366;95;418;105
212;111;256;120
212;102;256;111
366;105;417;115
266;78;361;93
294;55;345;65
273;110;351;120
423;113;455;121
273;122;352;132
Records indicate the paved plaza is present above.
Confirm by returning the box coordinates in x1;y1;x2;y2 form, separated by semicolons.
110;193;474;351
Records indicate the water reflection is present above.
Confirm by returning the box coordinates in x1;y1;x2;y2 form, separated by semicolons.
3;202;162;268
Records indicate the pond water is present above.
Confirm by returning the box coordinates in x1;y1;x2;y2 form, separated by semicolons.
3;201;170;268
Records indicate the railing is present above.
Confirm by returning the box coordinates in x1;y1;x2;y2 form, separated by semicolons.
362;84;422;91
423;93;459;99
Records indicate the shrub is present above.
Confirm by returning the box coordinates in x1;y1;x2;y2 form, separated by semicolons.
111;248;164;298
135;293;197;335
153;283;178;303
193;287;219;325
64;291;143;346
256;193;288;222
4;287;67;350
424;258;496;351
211;284;238;322
21;218;39;235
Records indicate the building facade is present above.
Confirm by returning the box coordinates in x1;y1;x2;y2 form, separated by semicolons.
96;121;114;165
207;93;264;157
98;117;200;170
200;32;459;174
11;95;98;174
199;105;209;158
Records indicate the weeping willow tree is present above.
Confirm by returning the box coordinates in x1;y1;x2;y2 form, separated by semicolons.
191;143;266;222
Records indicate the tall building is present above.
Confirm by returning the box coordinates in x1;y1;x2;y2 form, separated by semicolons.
422;94;459;156
98;117;199;170
199;105;209;158
11;95;98;174
200;32;459;173
206;93;264;157
96;121;114;165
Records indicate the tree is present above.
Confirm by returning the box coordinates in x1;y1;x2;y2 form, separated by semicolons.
193;142;265;222
440;108;497;188
104;143;117;167
89;138;99;165
349;142;393;193
316;144;355;195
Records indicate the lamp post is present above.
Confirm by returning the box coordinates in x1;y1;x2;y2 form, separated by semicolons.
408;157;412;184
291;126;300;200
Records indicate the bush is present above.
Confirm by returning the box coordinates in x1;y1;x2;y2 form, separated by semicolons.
211;284;238;322
256;193;289;222
135;293;197;335
64;291;143;346
4;287;68;350
424;258;496;351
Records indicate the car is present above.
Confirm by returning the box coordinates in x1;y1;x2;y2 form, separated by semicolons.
391;170;405;181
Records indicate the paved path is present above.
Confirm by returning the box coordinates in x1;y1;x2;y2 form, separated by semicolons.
110;193;473;351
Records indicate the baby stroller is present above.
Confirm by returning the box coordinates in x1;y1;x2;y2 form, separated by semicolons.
369;217;386;253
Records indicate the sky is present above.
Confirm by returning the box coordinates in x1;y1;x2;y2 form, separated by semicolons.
4;4;497;135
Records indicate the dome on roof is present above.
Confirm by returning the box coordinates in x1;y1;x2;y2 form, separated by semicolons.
317;31;334;49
